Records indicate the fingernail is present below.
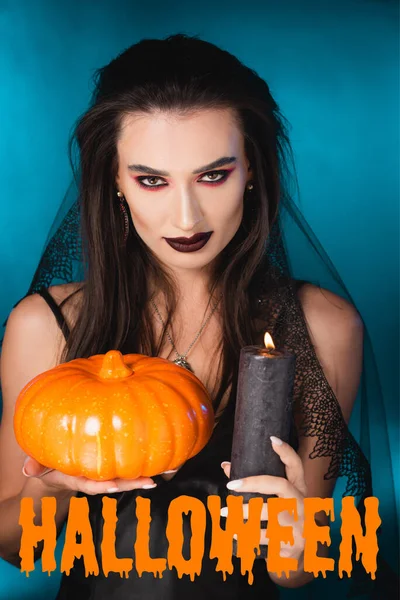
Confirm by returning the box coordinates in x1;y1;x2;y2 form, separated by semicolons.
220;507;228;517
162;469;178;474
270;436;283;445
22;457;31;477
36;467;54;479
106;487;119;493
227;479;243;490
142;483;157;489
221;461;230;468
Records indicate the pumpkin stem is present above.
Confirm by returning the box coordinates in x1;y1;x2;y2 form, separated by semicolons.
98;350;133;380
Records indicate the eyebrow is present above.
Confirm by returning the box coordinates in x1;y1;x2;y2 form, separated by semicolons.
127;156;237;176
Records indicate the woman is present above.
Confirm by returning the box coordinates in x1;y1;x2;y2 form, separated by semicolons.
0;33;373;598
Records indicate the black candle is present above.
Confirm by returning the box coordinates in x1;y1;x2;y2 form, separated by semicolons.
229;333;296;559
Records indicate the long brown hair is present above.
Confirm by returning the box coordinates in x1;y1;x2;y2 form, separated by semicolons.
62;33;297;414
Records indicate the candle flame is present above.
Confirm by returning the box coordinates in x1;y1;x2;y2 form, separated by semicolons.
264;331;275;350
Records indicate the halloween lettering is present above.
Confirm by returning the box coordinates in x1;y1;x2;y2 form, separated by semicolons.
18;495;381;583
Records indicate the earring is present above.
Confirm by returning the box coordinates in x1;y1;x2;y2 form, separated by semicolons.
246;182;254;191
116;191;129;242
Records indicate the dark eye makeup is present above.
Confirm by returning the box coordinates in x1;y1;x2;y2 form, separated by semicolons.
133;168;234;190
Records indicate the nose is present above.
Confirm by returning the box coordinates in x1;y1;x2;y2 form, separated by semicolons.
171;186;205;232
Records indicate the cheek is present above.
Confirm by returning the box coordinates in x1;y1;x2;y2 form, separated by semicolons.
218;194;244;228
126;202;160;233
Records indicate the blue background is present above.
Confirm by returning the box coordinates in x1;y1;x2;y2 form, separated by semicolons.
0;1;398;598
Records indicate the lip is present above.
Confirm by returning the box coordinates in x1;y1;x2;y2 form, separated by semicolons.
164;231;213;253
164;232;212;245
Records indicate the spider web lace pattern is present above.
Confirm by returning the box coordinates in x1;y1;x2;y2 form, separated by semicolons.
28;201;83;294
258;282;371;499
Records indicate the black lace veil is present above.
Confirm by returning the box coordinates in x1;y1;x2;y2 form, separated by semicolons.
0;37;398;599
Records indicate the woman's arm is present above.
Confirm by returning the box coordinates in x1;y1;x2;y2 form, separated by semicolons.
221;283;364;588
269;283;364;587
296;283;364;495
0;295;76;566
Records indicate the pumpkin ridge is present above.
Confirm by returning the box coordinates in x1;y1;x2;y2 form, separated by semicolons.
151;364;210;401
59;356;103;377
81;381;117;479
150;376;199;460
15;368;72;417
41;376;85;471
109;377;133;477
169;386;199;464
158;376;201;420
150;370;212;454
16;371;82;459
130;377;150;477
108;389;117;480
120;354;153;373
177;387;200;461
65;378;91;475
138;377;172;475
141;377;178;473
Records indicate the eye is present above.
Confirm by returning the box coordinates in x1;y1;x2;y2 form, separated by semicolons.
136;176;167;188
136;169;231;189
199;170;230;184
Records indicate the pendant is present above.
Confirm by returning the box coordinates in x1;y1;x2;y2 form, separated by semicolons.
173;357;194;373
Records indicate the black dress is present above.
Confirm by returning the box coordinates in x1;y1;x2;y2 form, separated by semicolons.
37;287;282;600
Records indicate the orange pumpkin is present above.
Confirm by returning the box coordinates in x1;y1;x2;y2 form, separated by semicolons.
14;350;214;481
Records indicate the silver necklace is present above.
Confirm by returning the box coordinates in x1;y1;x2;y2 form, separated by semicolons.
150;293;223;374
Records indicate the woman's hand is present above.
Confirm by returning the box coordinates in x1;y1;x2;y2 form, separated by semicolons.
22;456;159;495
220;436;308;562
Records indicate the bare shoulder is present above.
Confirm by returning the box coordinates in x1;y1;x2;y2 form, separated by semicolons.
5;282;84;366
296;283;364;424
3;293;64;376
297;282;363;336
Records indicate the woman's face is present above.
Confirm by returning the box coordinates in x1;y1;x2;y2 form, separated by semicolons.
115;108;252;275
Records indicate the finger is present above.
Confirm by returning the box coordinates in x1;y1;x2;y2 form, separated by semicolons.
221;441;307;500
260;529;269;546
227;474;302;503
23;456;51;477
220;502;268;521
66;475;123;495
258;531;299;551
23;468;121;495
270;436;307;497
220;502;293;523
35;467;55;478
221;461;231;478
234;530;301;552
111;477;157;493
24;464;157;496
67;475;157;495
233;531;270;546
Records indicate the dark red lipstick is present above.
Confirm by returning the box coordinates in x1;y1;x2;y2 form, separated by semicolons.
164;231;213;252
